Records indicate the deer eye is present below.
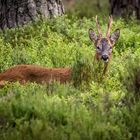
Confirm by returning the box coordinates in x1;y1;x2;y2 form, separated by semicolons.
96;46;100;50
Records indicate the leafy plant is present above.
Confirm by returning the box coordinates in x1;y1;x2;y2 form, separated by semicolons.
0;15;140;140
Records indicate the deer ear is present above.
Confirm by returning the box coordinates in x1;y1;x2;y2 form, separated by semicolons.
110;29;120;45
89;28;97;43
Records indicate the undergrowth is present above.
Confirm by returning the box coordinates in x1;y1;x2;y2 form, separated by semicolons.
0;15;140;140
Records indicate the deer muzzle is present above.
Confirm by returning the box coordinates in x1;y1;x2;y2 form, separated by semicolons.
101;54;109;62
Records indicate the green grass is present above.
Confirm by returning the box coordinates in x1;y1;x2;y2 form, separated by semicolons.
0;15;140;140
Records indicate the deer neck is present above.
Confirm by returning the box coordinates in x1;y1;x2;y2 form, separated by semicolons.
93;55;109;82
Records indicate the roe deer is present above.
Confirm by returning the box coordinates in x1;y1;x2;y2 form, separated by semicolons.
89;15;120;75
0;16;120;87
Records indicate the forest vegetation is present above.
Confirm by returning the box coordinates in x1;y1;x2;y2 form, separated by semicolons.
0;0;140;140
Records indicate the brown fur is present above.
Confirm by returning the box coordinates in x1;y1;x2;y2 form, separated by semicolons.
0;65;72;87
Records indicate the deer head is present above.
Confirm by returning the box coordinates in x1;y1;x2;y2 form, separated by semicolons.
89;16;120;63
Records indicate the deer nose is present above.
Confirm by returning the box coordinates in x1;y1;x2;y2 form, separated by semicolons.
102;55;108;61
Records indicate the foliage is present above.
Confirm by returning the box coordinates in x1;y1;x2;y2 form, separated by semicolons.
0;15;140;140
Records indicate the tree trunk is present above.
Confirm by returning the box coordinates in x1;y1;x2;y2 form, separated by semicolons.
0;0;65;30
96;0;101;10
109;0;140;19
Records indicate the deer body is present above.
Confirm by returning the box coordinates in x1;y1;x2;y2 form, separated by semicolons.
0;16;120;87
0;65;72;86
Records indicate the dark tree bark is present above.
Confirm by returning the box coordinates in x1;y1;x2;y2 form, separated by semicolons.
0;0;65;30
96;0;101;10
109;0;140;19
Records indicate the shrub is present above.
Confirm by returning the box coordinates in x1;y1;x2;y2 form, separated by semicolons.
0;16;140;140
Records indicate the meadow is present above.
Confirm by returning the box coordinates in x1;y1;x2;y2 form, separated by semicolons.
0;14;140;139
